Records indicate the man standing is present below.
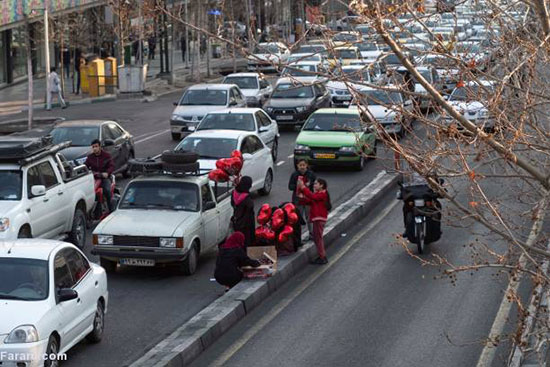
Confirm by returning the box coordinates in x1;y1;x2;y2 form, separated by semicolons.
47;67;67;110
85;139;115;212
148;36;156;60
180;33;187;63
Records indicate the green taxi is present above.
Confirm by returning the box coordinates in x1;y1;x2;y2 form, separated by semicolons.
294;108;376;171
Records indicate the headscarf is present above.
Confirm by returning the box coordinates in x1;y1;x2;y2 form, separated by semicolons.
235;176;252;193
221;231;246;249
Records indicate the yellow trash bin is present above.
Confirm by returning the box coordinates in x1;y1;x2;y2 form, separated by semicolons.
88;59;106;97
81;62;89;94
103;57;117;94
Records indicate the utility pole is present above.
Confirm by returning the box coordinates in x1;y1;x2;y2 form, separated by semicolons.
44;8;51;110
185;0;189;67
24;15;33;129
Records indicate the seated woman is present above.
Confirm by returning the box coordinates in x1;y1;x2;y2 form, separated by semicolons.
214;232;261;291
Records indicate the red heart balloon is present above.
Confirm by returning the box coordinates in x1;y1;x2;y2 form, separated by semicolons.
287;212;298;225
272;208;285;230
255;226;275;241
283;203;296;213
257;204;272;225
278;225;294;243
226;157;243;176
231;150;243;161
208;169;230;183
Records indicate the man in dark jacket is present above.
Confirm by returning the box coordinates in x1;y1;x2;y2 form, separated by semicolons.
231;176;256;247
85;139;115;212
288;159;316;239
214;232;260;290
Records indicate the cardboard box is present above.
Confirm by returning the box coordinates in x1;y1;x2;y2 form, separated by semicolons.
242;246;277;279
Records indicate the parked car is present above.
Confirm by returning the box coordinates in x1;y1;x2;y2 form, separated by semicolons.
263;78;331;127
197;108;280;160
349;85;414;137
170;84;247;141
247;42;290;72
0;137;95;248
441;80;495;132
294;108;377;171
50;120;135;176
92;171;233;275
176;130;274;194
0;239;108;367
222;72;273;107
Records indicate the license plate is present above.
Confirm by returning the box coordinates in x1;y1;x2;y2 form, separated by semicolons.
276;115;294;120
314;153;336;159
119;258;155;267
335;97;351;101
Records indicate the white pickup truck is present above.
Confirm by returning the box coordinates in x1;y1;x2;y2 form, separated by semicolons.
0;137;95;248
91;172;233;275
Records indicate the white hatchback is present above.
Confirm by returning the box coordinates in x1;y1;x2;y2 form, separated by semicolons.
175;130;274;195
0;240;108;367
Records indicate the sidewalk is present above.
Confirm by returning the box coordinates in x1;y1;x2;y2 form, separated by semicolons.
0;48;246;116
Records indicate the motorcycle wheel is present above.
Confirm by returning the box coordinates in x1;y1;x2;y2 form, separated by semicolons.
415;220;425;254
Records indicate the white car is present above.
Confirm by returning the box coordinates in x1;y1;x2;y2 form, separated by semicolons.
247;42;290;72
222;72;273;107
441;80;495;132
396;66;441;110
176;130;274;195
196;108;280;160
170;84;247;141
327;65;374;107
0;240;108;367
355;42;382;62
280;61;326;83
287;53;324;64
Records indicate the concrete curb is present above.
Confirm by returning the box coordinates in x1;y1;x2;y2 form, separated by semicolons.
130;170;398;367
21;94;117;112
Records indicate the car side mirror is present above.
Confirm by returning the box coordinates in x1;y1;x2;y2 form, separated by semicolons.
31;185;46;197
103;139;115;147
58;288;78;303
242;153;253;161
204;201;216;211
229;99;238;106
443;95;449;101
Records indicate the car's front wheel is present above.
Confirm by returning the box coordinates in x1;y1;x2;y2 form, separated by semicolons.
86;301;105;343
68;208;87;249
271;138;278;161
259;169;273;196
179;242;199;275
44;335;60;367
354;155;365;171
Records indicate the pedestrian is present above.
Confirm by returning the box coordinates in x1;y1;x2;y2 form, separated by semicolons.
47;67;67;110
214;231;261;291
180;33;187;63
231;176;256;247
288;159;316;239
62;48;71;79
298;178;331;265
148;36;156;60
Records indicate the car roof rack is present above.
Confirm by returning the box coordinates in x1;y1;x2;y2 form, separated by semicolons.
0;136;71;165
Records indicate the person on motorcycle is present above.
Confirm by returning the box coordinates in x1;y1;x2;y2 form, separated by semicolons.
85;139;115;212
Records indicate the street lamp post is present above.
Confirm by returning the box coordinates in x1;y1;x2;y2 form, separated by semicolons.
44;8;51;109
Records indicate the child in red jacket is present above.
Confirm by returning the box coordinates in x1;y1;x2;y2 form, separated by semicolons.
298;178;331;264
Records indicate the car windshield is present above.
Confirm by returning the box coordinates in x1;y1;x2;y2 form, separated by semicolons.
176;137;238;159
450;84;493;101
180;90;228;106
288;54;322;63
334;34;358;42
223;77;258;90
360;90;402;105
0;170;22;200
303;113;363;132
254;44;280;54
0;258;49;301
50;126;100;146
382;54;402;65
296;45;326;54
198;113;255;132
331;49;358;59
340;69;371;82
356;43;378;51
120;181;200;211
271;84;314;98
282;65;317;77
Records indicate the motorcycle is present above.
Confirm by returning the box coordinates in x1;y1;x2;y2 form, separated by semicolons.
91;174;119;222
398;181;443;254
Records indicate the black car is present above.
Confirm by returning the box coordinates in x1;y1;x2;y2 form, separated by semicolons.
49;120;135;176
263;78;331;127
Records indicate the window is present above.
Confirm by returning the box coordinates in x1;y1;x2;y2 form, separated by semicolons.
314;84;325;96
201;185;214;209
246;136;263;153
259;79;270;89
256;111;272;127
37;162;59;189
108;124;124;139
64;248;90;284
54;253;74;289
27;166;41;197
102;125;116;141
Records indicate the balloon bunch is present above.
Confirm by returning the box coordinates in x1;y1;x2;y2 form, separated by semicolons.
208;150;243;183
255;203;299;245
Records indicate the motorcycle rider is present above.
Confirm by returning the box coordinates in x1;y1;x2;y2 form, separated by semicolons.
85;139;115;212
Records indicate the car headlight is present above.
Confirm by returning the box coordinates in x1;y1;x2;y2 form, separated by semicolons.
188;125;196;131
295;144;311;151
339;146;356;153
296;106;307;113
5;325;39;344
0;218;10;232
97;235;113;245
75;157;87;166
171;114;185;121
159;238;177;248
479;110;489;118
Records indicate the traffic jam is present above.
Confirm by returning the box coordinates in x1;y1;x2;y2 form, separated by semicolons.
0;0;523;365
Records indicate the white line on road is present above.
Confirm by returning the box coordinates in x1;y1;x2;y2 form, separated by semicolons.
276;161;285;166
210;199;399;367
135;129;170;144
287;154;294;159
134;129;168;140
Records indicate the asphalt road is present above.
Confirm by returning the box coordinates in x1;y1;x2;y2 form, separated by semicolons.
14;89;398;367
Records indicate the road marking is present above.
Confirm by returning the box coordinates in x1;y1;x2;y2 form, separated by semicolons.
135;129;170;144
134;129;169;140
210;199;399;367
276;161;285;166
287;154;294;159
